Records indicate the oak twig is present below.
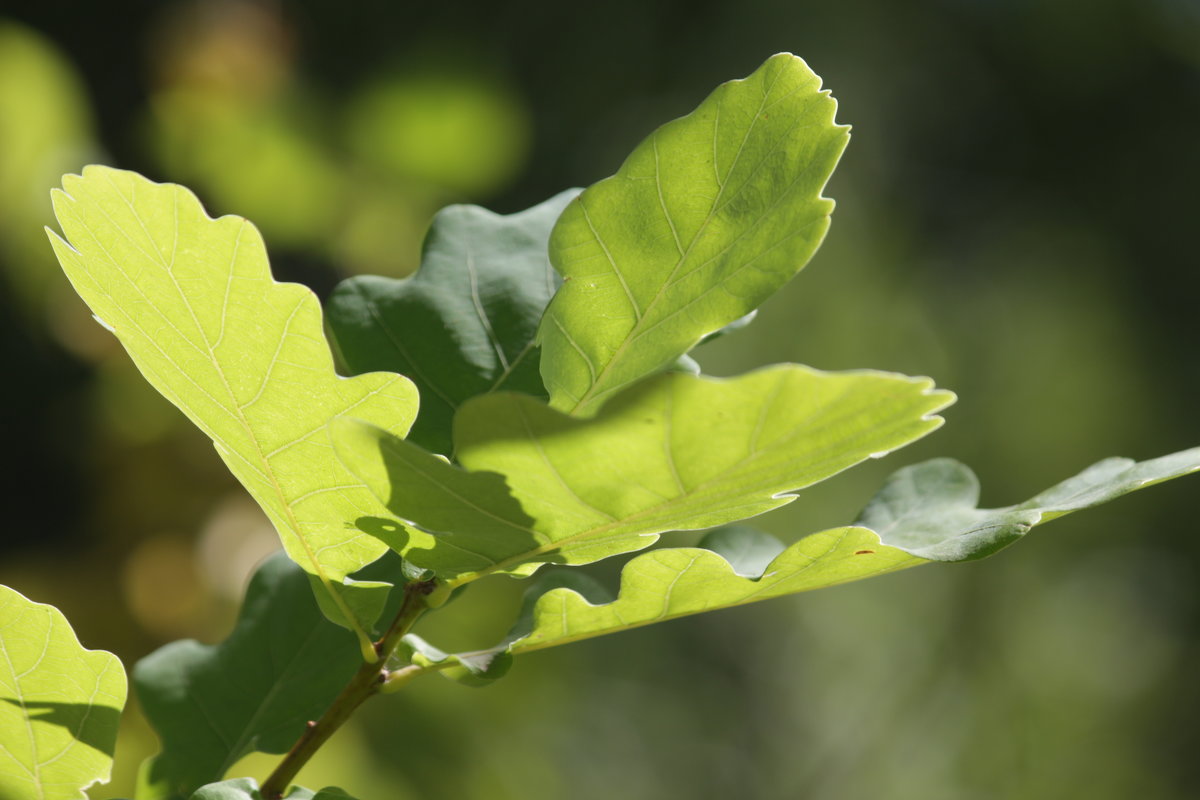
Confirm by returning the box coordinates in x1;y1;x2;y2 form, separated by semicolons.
259;577;437;799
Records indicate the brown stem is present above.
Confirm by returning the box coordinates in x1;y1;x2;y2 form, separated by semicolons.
260;577;437;799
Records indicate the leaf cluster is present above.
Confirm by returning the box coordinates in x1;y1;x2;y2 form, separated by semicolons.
1;52;1196;800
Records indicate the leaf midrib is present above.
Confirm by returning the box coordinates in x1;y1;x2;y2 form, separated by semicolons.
563;62;817;415
217;620;334;777
72;175;367;638
0;602;44;799
446;382;941;586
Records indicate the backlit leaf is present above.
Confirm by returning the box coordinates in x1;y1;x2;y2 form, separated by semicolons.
332;365;952;584
539;53;849;415
425;447;1200;659
47;166;419;640
0;585;126;800
327;189;579;455
504;527;914;655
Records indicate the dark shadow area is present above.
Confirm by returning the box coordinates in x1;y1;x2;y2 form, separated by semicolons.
352;516;409;555
1;698;121;756
351;436;539;578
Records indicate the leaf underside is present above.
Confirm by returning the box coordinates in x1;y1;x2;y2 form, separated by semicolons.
327;189;580;456
332;364;952;585
539;52;850;416
134;553;404;800
0;585;127;800
188;777;356;800
862;447;1200;560
425;447;1200;663
47;166;419;638
400;633;513;687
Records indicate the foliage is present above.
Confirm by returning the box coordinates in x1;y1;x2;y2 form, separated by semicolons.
0;52;1195;800
0;586;125;800
46;168;419;651
132;553;404;800
536;53;847;415
327;188;579;455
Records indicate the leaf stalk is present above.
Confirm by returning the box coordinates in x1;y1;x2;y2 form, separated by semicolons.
259;575;437;799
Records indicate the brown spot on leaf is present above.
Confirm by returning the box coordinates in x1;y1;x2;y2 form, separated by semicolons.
854;550;874;555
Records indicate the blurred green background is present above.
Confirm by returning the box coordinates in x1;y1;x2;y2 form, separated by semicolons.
1;0;1198;797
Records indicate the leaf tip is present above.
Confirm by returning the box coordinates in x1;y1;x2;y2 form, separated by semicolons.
922;385;958;417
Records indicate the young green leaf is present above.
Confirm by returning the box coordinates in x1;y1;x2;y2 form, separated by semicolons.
327;189;580;455
332;364;952;584
491;527;916;656
399;526;912;669
0;585;127;800
135;552;405;800
47;166;419;642
539;52;849;416
417;447;1200;661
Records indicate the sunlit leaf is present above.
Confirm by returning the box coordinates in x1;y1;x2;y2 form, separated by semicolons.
539;52;849;416
423;447;1200;659
333;364;952;584
135;552;404;800
0;585;126;800
485;527;915;657
47;166;419;640
328;189;579;455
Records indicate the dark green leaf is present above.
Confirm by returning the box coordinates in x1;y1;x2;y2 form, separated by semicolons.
700;523;786;576
188;778;263;800
863;448;1200;560
135;552;404;800
188;777;355;800
328;190;580;454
